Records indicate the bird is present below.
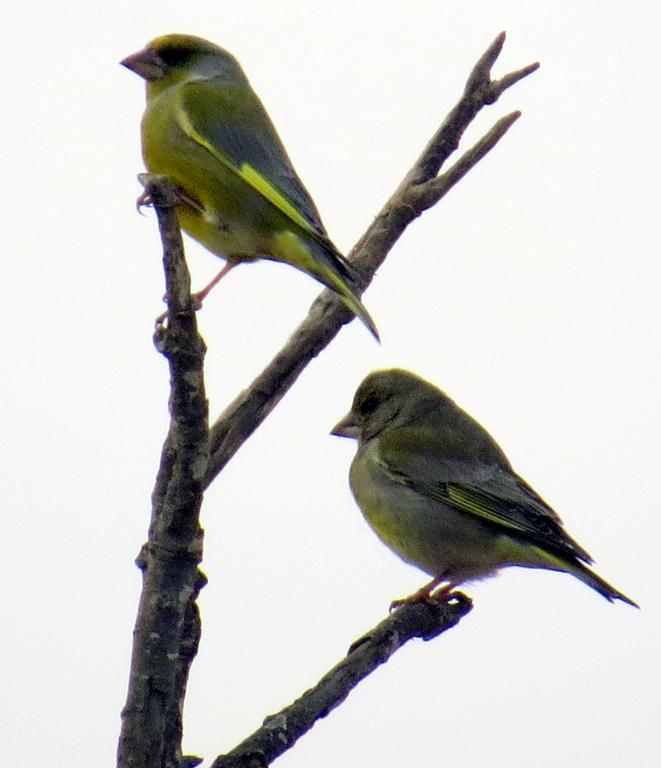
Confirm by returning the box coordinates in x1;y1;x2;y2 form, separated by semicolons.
121;33;378;339
331;368;637;607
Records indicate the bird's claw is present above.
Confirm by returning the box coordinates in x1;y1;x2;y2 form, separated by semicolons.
154;292;205;326
136;188;152;214
389;575;456;612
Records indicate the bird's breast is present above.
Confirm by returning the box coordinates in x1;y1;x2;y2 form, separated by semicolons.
349;441;512;581
141;93;278;260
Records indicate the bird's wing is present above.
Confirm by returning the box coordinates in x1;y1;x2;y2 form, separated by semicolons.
378;428;593;563
176;81;331;239
175;80;360;284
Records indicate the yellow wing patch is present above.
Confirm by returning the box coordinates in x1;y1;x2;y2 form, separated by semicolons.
175;102;316;237
239;164;314;234
447;485;522;534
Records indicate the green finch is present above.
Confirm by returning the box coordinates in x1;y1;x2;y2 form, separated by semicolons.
121;33;378;339
332;369;637;607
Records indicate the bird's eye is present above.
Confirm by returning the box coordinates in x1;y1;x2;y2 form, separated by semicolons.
359;393;381;415
157;44;193;67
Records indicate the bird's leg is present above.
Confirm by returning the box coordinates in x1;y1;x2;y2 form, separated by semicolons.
154;261;236;326
390;574;452;611
136;179;232;324
191;261;236;305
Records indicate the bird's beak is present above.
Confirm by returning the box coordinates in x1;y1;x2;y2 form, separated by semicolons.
331;412;360;439
120;46;166;80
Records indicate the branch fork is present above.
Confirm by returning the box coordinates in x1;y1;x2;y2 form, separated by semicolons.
118;32;538;768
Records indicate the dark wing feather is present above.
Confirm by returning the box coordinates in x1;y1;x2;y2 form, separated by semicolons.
180;80;328;236
378;428;593;564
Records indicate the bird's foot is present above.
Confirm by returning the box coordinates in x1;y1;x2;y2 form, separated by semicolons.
136;187;152;214
389;575;457;612
135;173;194;213
154;294;204;326
154;264;234;326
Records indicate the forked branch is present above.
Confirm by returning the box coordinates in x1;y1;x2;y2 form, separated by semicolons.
117;32;537;768
203;32;538;487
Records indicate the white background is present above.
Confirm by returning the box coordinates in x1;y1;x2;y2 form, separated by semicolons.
3;1;659;766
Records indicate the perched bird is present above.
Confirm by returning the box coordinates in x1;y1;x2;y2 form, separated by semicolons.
121;33;378;338
332;369;637;607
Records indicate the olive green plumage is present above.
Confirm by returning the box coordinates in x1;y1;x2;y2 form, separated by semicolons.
121;34;377;339
332;368;637;606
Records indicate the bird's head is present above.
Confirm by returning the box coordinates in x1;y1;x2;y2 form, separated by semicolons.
121;34;246;95
331;369;448;444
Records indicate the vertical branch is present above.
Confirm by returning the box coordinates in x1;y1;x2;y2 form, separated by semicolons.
117;176;209;768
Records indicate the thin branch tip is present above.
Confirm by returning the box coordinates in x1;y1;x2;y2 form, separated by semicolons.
466;44;500;93
501;110;522;126
494;61;540;96
478;30;507;73
492;30;507;53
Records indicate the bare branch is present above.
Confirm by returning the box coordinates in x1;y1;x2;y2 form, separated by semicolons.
211;595;473;768
118;32;538;768
412;111;522;211
203;33;538;487
491;62;541;100
117;176;209;768
464;30;507;95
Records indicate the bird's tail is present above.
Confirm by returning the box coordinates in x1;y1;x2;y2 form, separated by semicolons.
569;560;639;607
272;230;379;340
314;245;379;341
527;545;638;607
332;280;380;341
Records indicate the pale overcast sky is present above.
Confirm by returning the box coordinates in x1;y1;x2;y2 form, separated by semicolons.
3;2;659;767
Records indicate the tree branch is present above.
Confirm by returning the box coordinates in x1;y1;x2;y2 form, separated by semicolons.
118;31;538;768
203;31;538;488
211;595;473;768
117;176;209;768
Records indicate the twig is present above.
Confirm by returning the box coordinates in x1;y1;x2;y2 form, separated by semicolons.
117;176;209;768
118;31;538;768
203;31;538;488
211;595;473;768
